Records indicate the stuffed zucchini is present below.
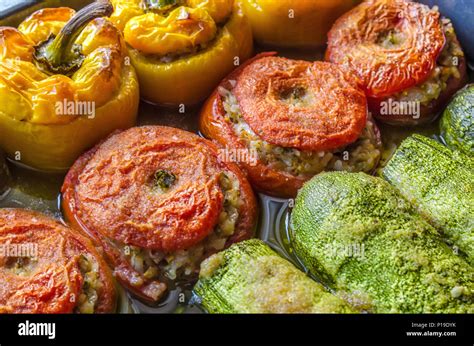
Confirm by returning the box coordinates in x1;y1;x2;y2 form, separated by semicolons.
194;239;355;313
291;172;474;313
440;84;474;156
382;135;474;265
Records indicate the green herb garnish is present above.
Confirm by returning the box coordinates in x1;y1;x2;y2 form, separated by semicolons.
146;0;177;11
154;170;176;191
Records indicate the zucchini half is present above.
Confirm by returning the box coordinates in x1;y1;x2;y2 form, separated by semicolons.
440;84;474;156
382;134;474;265
291;172;473;313
193;239;354;313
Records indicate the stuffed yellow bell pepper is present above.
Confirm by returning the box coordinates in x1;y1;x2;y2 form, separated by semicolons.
240;0;361;48
0;1;139;171
110;0;253;106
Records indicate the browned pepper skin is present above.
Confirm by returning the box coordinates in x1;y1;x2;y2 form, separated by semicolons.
110;0;253;106
0;7;139;171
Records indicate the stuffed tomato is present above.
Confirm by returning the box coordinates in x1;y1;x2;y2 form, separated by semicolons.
61;126;257;302
0;209;116;313
326;0;467;125
109;0;253;106
200;53;382;198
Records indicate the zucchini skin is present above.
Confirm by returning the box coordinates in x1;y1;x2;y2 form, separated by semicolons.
382;134;474;265
291;172;474;313
440;84;474;156
193;239;354;313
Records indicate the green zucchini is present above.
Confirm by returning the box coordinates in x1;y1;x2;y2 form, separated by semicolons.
382;134;474;265
291;172;474;313
193;239;355;313
440;84;474;156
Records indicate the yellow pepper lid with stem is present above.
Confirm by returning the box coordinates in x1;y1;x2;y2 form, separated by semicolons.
110;0;253;106
0;1;139;172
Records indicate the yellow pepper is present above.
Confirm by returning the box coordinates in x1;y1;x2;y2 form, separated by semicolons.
110;0;253;106
240;0;361;48
0;1;139;171
124;7;217;55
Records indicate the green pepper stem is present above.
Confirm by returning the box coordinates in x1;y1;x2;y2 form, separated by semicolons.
34;1;113;75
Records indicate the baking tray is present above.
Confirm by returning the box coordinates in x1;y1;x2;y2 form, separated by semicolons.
0;0;472;314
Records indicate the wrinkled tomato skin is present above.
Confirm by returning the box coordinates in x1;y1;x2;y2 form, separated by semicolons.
368;47;467;126
200;53;304;198
200;52;370;198
326;0;469;125
233;57;367;152
200;88;305;198
0;209;116;314
326;0;446;97
61;126;257;302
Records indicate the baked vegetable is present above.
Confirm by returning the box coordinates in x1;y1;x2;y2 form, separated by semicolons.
382;134;474;265
440;84;474;156
326;0;467;125
0;2;139;171
200;53;381;198
291;172;474;313
240;0;360;48
109;0;253;105
194;239;355;313
0;209;116;313
62;126;257;302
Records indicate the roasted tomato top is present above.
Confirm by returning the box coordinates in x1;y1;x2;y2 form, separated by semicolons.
326;0;446;98
62;126;257;302
63;126;255;252
0;209;116;314
233;56;367;152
